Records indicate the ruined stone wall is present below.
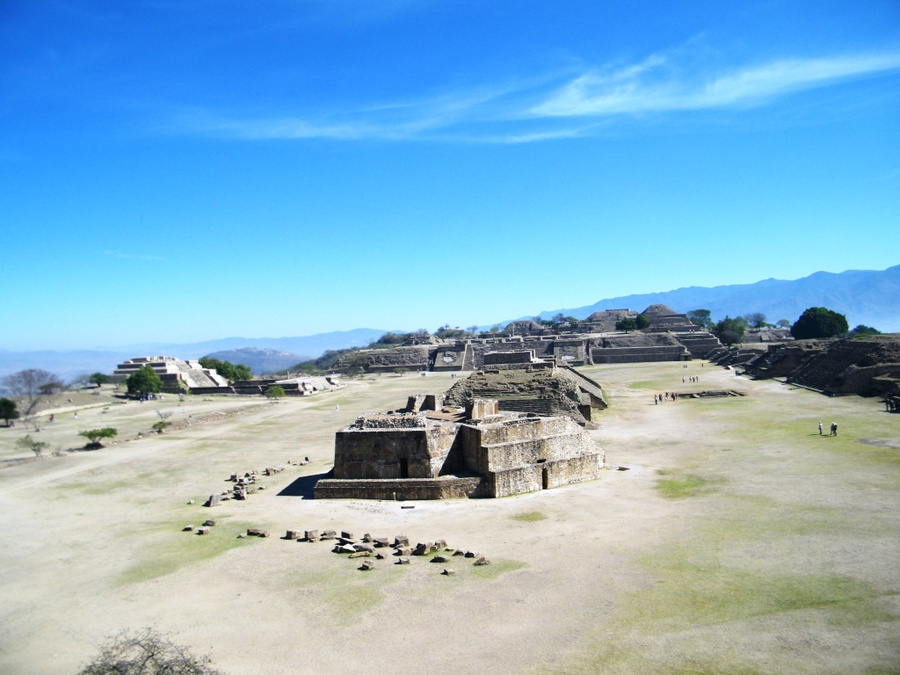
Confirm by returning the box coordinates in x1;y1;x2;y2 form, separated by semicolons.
543;454;605;489
591;346;688;363
787;338;900;396
461;416;596;475
553;340;588;365
675;333;722;358
470;339;554;369
333;424;457;479
365;346;433;371
314;476;485;500
484;350;534;365
490;465;543;497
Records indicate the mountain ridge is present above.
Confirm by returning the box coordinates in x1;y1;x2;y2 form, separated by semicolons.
529;265;900;332
2;265;897;381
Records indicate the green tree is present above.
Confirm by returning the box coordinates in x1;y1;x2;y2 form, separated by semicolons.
687;309;712;328
151;421;171;434
615;318;637;332
266;385;286;399
743;312;767;328
635;313;649;329
126;365;163;397
847;324;881;338
90;372;110;387
790;307;849;340
712;316;747;345
776;319;791;328
0;398;19;426
16;434;48;458
79;427;118;449
198;357;252;382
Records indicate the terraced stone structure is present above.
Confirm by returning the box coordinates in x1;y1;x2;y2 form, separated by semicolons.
334;304;722;373
315;395;605;500
111;355;230;393
741;335;900;398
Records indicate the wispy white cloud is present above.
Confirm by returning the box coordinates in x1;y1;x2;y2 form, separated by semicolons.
102;250;167;262
170;48;900;143
531;52;900;117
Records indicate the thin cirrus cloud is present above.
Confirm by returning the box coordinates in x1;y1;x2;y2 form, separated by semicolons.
177;50;900;143
530;51;900;117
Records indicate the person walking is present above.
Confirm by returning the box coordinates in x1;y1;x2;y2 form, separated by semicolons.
818;421;823;435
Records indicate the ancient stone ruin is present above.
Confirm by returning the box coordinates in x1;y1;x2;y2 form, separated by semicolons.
314;393;605;500
723;335;900;400
443;366;606;426
333;304;723;374
111;355;230;393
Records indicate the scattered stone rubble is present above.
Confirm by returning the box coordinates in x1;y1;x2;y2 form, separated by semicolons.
306;530;491;573
200;459;309;506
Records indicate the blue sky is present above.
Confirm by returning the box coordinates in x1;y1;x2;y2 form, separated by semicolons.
2;0;899;350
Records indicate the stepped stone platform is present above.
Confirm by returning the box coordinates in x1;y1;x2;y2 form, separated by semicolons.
111;356;230;393
743;336;900;398
315;395;605;500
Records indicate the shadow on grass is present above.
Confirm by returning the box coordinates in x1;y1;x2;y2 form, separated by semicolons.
277;471;331;499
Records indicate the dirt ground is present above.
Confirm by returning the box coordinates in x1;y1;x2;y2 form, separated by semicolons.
0;364;897;674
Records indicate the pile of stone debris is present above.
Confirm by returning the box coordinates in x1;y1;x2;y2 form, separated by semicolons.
286;529;490;574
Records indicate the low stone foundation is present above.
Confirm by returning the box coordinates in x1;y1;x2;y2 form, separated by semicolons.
314;476;485;500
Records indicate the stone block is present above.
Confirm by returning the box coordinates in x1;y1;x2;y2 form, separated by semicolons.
320;529;337;540
473;556;490;566
304;530;319;542
359;560;375;571
393;535;409;547
206;494;221;507
285;530;301;540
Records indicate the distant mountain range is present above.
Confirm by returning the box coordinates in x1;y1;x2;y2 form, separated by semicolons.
1;266;896;381
530;265;900;333
203;348;311;375
0;329;386;381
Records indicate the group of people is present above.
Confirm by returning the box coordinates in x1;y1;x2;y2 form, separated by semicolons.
818;421;838;436
682;376;699;383
654;392;677;404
